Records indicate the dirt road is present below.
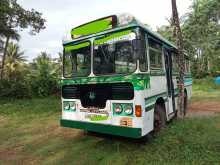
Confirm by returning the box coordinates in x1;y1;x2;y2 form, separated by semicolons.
187;101;220;117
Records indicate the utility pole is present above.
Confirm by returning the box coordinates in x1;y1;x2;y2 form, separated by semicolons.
171;0;185;117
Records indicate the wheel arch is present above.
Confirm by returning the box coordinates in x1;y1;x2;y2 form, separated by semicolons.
153;97;167;131
155;97;166;113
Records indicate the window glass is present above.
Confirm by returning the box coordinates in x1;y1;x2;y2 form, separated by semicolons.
63;42;91;77
148;38;163;70
94;40;136;75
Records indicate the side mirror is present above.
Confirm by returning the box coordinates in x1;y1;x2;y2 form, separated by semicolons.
132;39;145;59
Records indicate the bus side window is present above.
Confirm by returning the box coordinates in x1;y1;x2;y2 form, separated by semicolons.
172;52;178;73
139;34;147;72
148;38;163;70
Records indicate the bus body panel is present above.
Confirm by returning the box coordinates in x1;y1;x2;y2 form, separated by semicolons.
61;14;193;138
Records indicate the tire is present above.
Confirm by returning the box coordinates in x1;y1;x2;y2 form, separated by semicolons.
154;104;166;132
183;92;188;116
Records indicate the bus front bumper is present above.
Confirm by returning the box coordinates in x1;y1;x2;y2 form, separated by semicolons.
60;119;142;138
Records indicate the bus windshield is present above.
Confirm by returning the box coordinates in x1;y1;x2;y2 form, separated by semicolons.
63;42;91;77
93;36;136;75
63;31;138;77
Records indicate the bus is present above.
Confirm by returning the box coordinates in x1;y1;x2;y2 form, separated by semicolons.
60;13;192;138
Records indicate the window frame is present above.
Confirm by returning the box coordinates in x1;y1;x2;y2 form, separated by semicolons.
138;32;148;72
148;36;164;71
63;40;92;78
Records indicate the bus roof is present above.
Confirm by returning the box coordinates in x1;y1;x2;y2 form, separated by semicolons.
63;13;177;49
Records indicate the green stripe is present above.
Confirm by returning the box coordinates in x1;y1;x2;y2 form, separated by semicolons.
60;119;142;138
94;30;131;45
184;78;192;87
145;97;168;112
184;78;192;83
61;73;150;91
145;92;167;105
145;104;155;111
64;42;90;52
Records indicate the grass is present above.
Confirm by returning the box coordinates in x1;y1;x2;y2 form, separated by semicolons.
192;77;220;101
0;80;220;164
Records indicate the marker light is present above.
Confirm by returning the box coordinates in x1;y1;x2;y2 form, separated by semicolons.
135;105;142;117
118;13;134;26
124;105;133;115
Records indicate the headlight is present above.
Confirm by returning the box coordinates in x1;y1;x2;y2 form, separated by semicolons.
69;102;76;111
63;101;76;111
124;105;133;115
113;103;133;116
64;102;70;110
114;104;123;114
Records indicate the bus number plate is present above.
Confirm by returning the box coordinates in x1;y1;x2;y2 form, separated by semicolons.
120;117;132;127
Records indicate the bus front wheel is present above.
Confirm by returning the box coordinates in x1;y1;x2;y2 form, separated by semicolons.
154;104;166;132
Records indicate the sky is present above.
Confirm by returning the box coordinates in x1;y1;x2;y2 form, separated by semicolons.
18;0;192;61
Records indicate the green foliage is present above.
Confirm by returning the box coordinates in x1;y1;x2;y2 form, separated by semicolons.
0;42;31;98
0;0;46;37
0;43;61;98
0;0;46;80
183;0;220;77
4;42;26;79
28;52;60;97
157;0;220;78
0;78;31;98
193;77;220;91
192;78;220;101
157;25;176;44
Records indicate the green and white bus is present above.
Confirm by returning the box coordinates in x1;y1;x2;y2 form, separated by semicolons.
60;14;192;138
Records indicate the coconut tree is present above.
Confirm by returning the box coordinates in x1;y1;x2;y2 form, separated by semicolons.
0;42;29;98
4;42;26;81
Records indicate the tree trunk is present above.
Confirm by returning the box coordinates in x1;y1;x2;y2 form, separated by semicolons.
171;0;185;118
0;36;10;80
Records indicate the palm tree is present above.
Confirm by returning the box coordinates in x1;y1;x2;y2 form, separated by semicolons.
0;29;20;80
4;42;26;80
0;28;20;80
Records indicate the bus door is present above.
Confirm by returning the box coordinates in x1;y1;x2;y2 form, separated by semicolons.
164;49;176;114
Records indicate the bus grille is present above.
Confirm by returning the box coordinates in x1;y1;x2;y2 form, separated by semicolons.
62;82;134;108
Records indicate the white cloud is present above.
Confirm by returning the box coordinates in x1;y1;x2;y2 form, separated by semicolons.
17;0;192;61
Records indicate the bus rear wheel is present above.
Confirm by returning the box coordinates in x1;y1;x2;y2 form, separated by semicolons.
154;104;166;132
